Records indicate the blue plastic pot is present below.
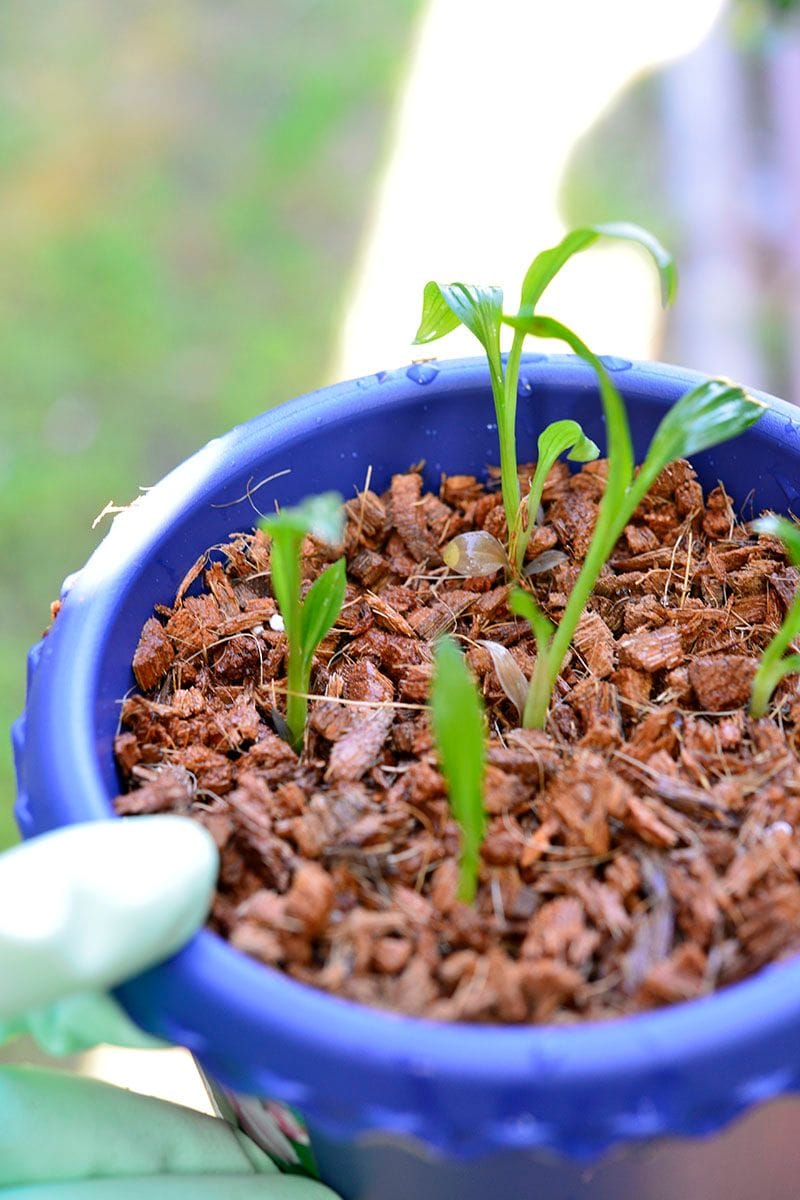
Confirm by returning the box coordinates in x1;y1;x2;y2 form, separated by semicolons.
13;356;800;1199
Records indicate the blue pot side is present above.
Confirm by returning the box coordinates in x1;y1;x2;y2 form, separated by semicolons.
13;356;800;1200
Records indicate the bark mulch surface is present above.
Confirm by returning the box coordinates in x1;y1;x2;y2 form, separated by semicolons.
113;458;800;1023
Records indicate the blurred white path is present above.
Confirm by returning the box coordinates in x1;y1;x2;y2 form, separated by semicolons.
335;0;725;379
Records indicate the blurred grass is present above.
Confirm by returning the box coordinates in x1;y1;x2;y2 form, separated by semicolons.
0;0;420;848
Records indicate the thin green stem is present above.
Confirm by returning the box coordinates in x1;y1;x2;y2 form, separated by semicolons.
522;639;554;728
514;456;548;575
497;328;526;559
280;532;306;752
286;652;309;753
457;847;479;904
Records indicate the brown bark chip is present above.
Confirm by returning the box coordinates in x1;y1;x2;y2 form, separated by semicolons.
390;472;439;562
573;611;615;678
325;708;394;783
688;656;759;711
133;618;175;692
618;627;684;673
114;458;800;1025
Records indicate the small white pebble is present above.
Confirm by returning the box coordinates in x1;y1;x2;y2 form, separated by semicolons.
251;624;264;635
269;612;285;632
766;821;793;838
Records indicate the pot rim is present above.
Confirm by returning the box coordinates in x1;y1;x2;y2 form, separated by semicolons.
16;354;800;1155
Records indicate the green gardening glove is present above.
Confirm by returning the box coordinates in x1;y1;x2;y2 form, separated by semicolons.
0;817;338;1199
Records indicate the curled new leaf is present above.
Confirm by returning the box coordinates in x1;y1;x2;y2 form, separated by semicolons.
431;637;487;904
480;640;529;719
443;530;510;577
514;417;600;571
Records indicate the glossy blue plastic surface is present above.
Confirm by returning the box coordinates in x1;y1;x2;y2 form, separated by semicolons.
13;357;800;1196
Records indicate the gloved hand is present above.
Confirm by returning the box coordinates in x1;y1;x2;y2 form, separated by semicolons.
0;816;338;1199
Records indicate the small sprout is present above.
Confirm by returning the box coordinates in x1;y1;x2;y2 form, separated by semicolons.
443;530;510;577
501;339;765;728
414;223;675;570
261;493;347;752
750;515;800;717
430;636;487;903
514;420;599;573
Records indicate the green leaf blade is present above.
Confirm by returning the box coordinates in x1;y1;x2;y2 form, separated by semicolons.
265;532;301;642
414;282;504;383
261;491;345;547
519;222;676;315
509;587;555;651
413;281;463;344
640;380;766;494
261;492;346;751
430;637;487;904
538;418;600;466
300;558;347;667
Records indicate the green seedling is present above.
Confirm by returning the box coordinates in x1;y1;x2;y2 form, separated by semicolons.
414;222;676;573
750;515;800;717
443;419;599;579
261;493;347;752
430;636;487;903
499;325;764;727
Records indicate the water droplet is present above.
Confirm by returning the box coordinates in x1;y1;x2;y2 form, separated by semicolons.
784;418;799;439
375;370;388;384
517;376;533;397
406;362;440;385
598;355;632;372
356;376;371;390
774;472;800;504
486;422;498;432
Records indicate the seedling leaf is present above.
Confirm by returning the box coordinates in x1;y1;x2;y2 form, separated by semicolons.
261;492;346;750
413;281;462;344
514;418;599;570
263;491;345;546
636;380;766;499
300;558;347;667
430;636;487;904
509;587;554;652
519;222;677;315
414;281;504;367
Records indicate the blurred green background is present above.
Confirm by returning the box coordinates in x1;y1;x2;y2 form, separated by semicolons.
0;1;420;847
